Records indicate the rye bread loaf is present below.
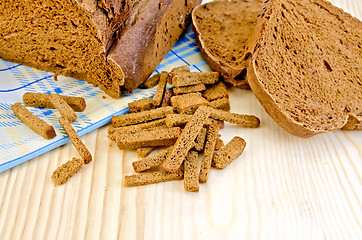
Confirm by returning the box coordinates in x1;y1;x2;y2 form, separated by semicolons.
0;0;201;98
108;0;201;91
192;0;263;88
246;0;362;137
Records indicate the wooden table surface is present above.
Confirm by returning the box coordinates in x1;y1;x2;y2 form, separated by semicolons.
0;1;361;239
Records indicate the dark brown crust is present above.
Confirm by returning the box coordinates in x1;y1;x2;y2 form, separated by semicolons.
109;0;202;91
75;0;133;51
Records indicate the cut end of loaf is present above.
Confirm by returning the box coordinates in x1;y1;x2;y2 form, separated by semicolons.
248;0;362;137
0;0;128;98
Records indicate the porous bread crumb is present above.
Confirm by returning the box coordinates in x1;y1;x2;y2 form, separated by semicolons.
199;124;220;183
214;137;224;151
202;82;229;101
48;93;77;121
128;98;157;113
11;102;56;140
161;105;211;172
115;127;182;149
184;151;199;192
132;147;171;173
194;127;207;151
59;116;92;164
170;92;208;114
170;72;219;87
153;71;168;106
136;147;156;158
247;0;362;136
164;114;217;128
212;136;246;169
164;114;193;127
108;118;166;134
23;92;86;112
173;84;206;95
109;124;168;140
192;0;262;88
161;88;174;107
140;73;160;89
124;170;184;187
51;157;83;185
208;97;230;111
112;106;173;127
205;106;260;128
171;65;190;73
108;125;169;142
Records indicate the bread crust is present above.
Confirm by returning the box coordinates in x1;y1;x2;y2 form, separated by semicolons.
109;0;201;92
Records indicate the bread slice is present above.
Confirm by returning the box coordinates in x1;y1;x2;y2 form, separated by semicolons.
192;0;263;89
246;0;362;137
0;0;200;98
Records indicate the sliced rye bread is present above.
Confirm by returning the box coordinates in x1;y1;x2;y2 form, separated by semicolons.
0;0;201;98
192;0;263;89
246;0;362;137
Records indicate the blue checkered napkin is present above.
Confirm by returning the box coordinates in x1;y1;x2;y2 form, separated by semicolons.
0;31;211;173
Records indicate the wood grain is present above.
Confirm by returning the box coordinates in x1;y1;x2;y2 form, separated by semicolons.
0;1;361;239
1;87;360;239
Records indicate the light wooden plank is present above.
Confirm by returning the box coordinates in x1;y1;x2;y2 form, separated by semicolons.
0;1;361;239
